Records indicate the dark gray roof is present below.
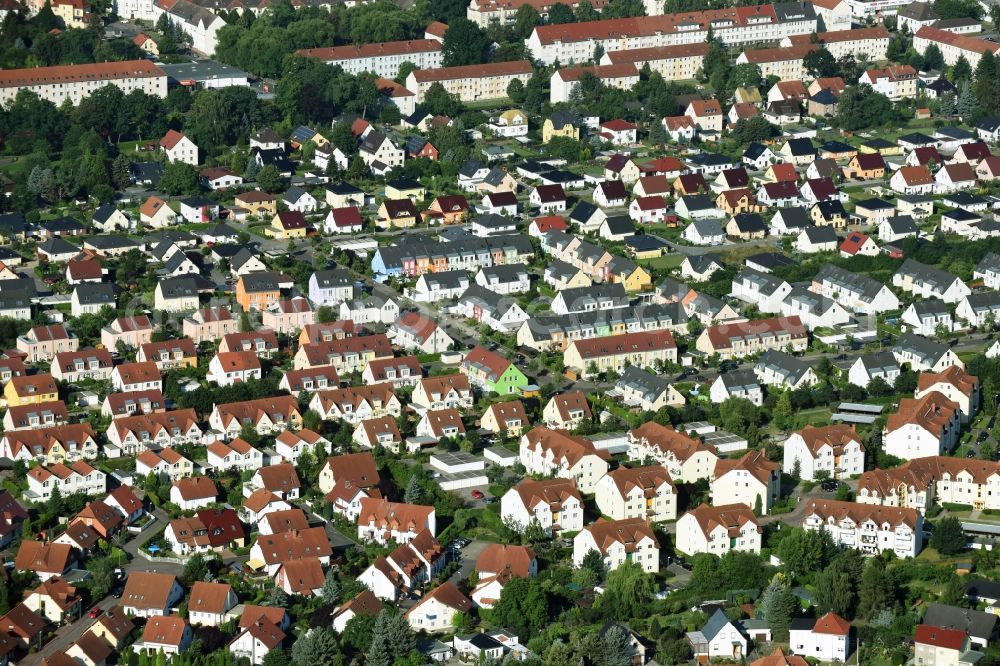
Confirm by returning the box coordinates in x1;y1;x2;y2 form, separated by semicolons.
923;604;998;641
312;269;353;289
74;283;116;305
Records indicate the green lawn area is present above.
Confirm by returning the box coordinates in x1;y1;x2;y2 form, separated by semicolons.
788;406;832;429
641;254;684;271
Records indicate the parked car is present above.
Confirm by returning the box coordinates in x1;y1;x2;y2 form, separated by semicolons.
88;607;102;619
471;489;485;500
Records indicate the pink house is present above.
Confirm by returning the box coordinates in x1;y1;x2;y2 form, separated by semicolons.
182;307;237;344
262;298;315;335
100;316;154;351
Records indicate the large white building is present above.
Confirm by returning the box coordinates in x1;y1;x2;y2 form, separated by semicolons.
298;40;443;79
573;518;659;573
676;503;761;556
783;425;865;481
884;391;961;460
594;465;677;523
519;427;609;494
711;449;781;515
0;60;167;107
802;499;923;558
627;422;718;484
858;457;1000;512
406;61;533;104
501;478;584;536
525;3;817;66
913;25;1000;68
151;0;227;56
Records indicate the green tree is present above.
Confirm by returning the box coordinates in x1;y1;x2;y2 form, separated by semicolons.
421;82;462;117
262;650;292;666
924;43;945;72
974;50;1000;112
491;576;549;640
952;54;972;83
547;2;575;23
772;391;793;430
159;162;198;196
441;18;489;66
507;78;526;104
940;573;967;606
575;0;598;20
597;561;654;621
599;625;633;666
930;516;967;556
804;48;838;78
291;627;338;666
403;474;424;504
256;164;283;192
958;79;976;119
777;527;836;581
321;568;341;603
857;557;894;620
182;553;209;585
759;576;797;641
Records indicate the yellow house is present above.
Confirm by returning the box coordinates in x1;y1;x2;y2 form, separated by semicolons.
5;374;59;407
609;259;652;292
310;133;330;148
234;191;279;218
631;246;664;261
52;0;89;28
269;211;308;239
384;178;426;202
543;111;579;144
858;139;903;157
376;199;418;230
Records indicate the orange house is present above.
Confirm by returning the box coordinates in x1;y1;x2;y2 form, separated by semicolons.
421;195;469;225
716;189;764;215
673;173;706;196
842;152;886;180
235;272;290;312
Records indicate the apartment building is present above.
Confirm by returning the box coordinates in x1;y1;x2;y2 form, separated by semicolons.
735;43;815;80
406;61;533;103
525;3;817;66
802;499;923;557
782;26;889;60
50;348;114;383
549;63;640;104
357;499;436;545
298;40;443;78
914;25;1000;67
859;65;918;100
467;0;608;25
0;60;167;107
601;43;709;81
594;465;677;522
106;409;203;456
711;449;781;515
573;518;660;573
501;478;584;536
915;366;979;423
884;391;961;460
309;384;401;425
627;422;718;483
676;503;761;556
783;424;865;481
893;259;971;304
370;235;534;279
858;457;1000;512
519;426;610;493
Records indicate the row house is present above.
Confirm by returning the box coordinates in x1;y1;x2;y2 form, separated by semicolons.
802;499;922;557
219;330;280;359
563;330;678;379
249;527;332;577
915;366;979;423
207;438;264;473
892;332;964;373
279;366;341;397
0;423;99;464
262;298;314;335
50;348;113;383
542;391;593;429
293;334;394;373
3;401;69;431
362;356;422;389
207;351;262;387
25;460;106;502
353;415;403;451
137;339;197;370
406;61;533;104
695;316;808;360
519;426;610;494
208;396;302;439
810;264;900;314
275;429;330;465
370;235;534;280
111;361;161;394
516;303;688;352
893;259;970;304
412;375;474;411
106;409;202;457
182;307;237;344
102;389;166;420
297;39;442;78
16;325;79;363
781;25;889;60
310;383;402;425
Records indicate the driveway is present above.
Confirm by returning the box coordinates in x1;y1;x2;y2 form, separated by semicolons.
447;539;490;586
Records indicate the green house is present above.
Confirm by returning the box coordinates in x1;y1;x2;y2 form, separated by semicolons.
461;346;530;395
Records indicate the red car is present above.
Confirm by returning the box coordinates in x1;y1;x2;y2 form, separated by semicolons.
87;607;101;619
471;490;485;500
